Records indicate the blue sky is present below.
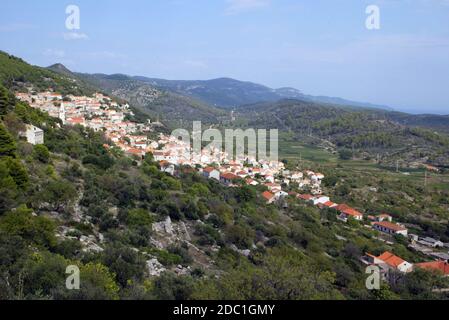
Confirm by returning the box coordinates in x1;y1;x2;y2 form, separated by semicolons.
1;0;449;114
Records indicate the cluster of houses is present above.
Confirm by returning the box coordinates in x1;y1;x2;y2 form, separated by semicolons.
16;90;157;157
363;251;449;278
293;190;449;281
294;192;410;237
152;133;327;199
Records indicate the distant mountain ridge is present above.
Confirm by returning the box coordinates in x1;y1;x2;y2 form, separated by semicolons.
132;75;392;111
69;72;226;126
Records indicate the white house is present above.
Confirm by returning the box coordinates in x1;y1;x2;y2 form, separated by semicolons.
312;196;330;206
203;167;220;181
159;161;175;176
419;237;444;248
373;221;408;236
24;125;44;145
376;214;393;222
274;190;289;200
366;251;413;273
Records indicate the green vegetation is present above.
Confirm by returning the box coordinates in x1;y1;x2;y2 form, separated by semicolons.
0;51;94;96
1;52;449;301
241;99;449;168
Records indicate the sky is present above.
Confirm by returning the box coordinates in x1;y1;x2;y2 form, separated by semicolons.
1;0;449;114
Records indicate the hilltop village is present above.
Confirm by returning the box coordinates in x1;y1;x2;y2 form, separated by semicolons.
16;90;449;283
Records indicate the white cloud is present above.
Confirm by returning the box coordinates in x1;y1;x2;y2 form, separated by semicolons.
63;32;89;40
224;0;270;15
43;49;65;58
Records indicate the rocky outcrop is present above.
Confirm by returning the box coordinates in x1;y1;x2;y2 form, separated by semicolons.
146;258;166;277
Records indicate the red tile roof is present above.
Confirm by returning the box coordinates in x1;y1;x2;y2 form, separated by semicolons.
298;194;314;200
335;204;351;212
336;204;363;217
159;160;169;167
262;191;275;201
416;261;449;275
374;221;407;232
342;208;363;218
377;252;406;268
221;173;239;180
127;148;144;155
323;201;337;207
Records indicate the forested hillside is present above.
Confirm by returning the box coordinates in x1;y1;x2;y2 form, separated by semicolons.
1;51;449;300
238;99;449;168
0;51;95;96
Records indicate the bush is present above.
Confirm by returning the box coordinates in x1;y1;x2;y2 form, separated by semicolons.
126;208;154;228
0;123;16;158
338;149;352;160
225;224;254;249
0;205;57;248
32;144;50;163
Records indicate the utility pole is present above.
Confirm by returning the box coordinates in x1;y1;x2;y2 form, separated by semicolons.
396;160;399;173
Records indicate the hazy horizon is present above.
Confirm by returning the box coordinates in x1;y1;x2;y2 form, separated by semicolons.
1;0;449;114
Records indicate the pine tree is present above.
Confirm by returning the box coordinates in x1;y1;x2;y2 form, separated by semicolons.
0;123;16;158
0;85;10;116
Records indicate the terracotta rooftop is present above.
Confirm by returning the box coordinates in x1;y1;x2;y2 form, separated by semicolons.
374;221;407;232
262;191;275;201
416;261;449;275
221;173;239;180
298;194;314;200
377;251;406;268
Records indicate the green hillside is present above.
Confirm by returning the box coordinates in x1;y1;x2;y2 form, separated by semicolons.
239;99;449;168
0;51;95;96
1;52;449;301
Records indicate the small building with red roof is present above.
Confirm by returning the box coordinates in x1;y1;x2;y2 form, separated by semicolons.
416;261;449;276
297;194;314;201
373;221;408;236
366;251;413;273
262;191;276;204
220;172;240;186
336;204;363;221
203;167;220;180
